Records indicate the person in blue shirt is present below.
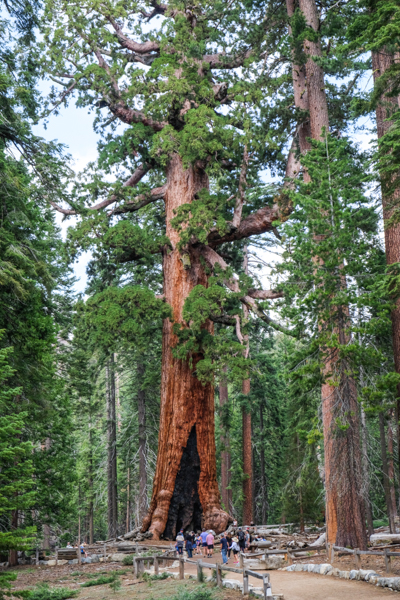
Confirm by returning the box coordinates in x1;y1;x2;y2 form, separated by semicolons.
219;533;228;564
200;528;208;557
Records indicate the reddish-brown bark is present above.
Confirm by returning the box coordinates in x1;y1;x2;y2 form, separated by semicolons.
287;0;367;549
388;417;398;521
142;155;230;539
242;377;253;525
372;49;400;497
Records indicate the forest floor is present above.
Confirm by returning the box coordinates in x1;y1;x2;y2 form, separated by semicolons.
7;551;397;600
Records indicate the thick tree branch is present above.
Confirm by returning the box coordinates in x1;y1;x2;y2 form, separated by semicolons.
199;245;295;335
140;1;167;20
232;145;249;228
49;164;150;216
247;289;283;300
107;16;160;54
108;103;167;131
111;184;167;215
207;204;281;246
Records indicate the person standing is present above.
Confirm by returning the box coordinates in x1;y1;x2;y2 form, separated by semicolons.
200;528;208;557
219;533;228;564
231;536;240;565
196;533;201;555
226;533;232;559
185;531;194;558
176;530;184;555
206;530;214;558
238;528;245;554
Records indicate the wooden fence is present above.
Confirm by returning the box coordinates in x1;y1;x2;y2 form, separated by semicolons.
132;554;272;600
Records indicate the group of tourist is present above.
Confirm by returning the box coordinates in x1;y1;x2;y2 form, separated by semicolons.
175;526;255;565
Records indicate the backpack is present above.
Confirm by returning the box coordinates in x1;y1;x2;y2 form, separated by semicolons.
238;530;245;541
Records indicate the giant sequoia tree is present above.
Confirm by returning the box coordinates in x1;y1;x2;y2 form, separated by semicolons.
43;0;291;538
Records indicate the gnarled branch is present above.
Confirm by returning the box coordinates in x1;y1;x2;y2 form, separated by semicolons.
49;164;150;216
107;16;160;54
111;184;167;215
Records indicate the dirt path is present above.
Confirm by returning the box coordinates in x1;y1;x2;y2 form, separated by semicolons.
179;554;394;599
8;553;396;600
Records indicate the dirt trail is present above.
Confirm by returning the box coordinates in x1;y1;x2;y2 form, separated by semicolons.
8;553;395;600
179;555;393;599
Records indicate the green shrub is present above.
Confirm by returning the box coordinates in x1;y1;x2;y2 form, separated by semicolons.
122;555;134;566
81;575;117;587
142;572;170;582
19;584;79;600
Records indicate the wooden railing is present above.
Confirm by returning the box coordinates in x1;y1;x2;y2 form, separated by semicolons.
329;544;400;574
195;559;271;600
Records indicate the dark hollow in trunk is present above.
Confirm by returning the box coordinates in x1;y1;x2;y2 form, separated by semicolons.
164;426;202;538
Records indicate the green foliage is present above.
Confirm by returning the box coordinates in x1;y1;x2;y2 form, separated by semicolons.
81;574;117;587
19;584;79;600
142;572;170;582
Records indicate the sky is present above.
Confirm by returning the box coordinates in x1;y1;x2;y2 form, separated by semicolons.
34;100;100;294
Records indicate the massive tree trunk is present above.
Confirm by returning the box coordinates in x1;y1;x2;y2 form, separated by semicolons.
107;354;118;539
142;154;230;539
219;372;232;513
372;49;400;503
137;362;148;523
286;0;367;549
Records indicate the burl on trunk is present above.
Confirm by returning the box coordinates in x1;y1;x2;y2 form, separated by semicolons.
142;155;230;539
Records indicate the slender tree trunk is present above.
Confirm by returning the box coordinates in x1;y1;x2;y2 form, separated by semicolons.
286;0;367;549
107;355;118;538
372;49;400;508
259;403;268;524
379;412;396;533
126;467;130;534
219;369;232;513
361;406;374;537
137;362;147;523
142;154;229;539
88;410;94;544
242;248;253;525
8;509;18;566
242;377;253;525
388;416;398;525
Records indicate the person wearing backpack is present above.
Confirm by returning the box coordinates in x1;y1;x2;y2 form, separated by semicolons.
176;530;185;555
238;528;245;554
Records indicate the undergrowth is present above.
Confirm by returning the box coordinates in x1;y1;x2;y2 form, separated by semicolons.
19;583;79;600
142;572;170;581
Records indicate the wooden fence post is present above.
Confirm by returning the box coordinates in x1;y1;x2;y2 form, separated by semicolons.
36;548;39;566
287;551;293;566
154;556;159;575
239;552;244;567
242;570;249;596
197;561;203;582
77;547;81;565
385;549;391;574
262;575;270;600
136;542;139;555
330;546;335;564
179;557;184;580
354;549;361;570
55;547;58;567
216;564;222;588
134;557;139;578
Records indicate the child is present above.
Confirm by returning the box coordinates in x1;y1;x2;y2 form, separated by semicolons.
231;536;240;565
196;533;202;555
